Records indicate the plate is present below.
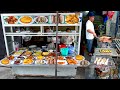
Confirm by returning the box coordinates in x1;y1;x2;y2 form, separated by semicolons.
0;59;11;65
34;16;48;23
11;60;23;65
57;60;68;65
66;59;78;65
75;55;85;61
34;56;45;60
18;16;33;24
3;16;18;24
35;60;48;64
58;56;66;60
22;59;34;65
65;56;73;60
78;60;90;67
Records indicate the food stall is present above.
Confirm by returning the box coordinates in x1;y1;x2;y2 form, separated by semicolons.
0;13;91;77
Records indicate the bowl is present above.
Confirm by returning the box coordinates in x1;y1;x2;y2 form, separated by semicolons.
48;50;53;52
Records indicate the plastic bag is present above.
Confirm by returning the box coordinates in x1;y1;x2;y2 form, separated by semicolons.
67;45;74;54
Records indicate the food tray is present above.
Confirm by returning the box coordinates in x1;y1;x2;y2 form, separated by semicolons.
12;50;25;57
20;51;33;58
32;51;42;56
94;48;119;57
91;56;116;67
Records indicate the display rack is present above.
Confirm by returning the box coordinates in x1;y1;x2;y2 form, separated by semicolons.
1;13;82;56
0;13;83;77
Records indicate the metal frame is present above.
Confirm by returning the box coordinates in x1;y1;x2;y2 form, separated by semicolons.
1;13;83;56
1;13;83;77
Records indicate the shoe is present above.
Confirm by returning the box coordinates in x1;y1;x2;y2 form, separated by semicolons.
88;53;92;56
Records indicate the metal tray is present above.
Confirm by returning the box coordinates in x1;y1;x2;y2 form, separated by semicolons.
94;48;119;57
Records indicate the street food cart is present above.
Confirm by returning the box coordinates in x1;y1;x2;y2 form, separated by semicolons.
0;12;87;77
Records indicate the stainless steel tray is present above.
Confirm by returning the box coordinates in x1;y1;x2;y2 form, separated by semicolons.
94;48;119;57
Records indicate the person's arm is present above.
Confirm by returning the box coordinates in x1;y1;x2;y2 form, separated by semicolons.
87;29;97;37
70;36;74;42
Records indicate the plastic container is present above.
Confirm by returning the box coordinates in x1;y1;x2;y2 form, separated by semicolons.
59;44;67;51
29;45;37;51
60;48;68;56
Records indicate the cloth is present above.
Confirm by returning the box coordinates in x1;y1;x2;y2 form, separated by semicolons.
51;37;60;44
86;39;94;53
107;11;115;20
102;11;107;15
47;36;52;42
47;42;55;50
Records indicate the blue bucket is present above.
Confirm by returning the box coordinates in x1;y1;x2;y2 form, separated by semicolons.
60;48;69;56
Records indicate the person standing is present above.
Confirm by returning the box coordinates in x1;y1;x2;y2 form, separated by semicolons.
60;28;74;46
44;28;52;45
86;12;97;56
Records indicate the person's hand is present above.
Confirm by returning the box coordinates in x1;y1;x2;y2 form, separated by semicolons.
93;32;97;38
70;37;73;42
70;39;73;42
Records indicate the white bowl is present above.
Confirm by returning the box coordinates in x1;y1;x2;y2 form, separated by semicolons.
48;50;53;52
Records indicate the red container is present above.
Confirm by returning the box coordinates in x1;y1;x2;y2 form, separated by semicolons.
59;44;67;51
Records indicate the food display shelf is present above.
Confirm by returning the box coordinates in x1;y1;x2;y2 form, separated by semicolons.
94;48;119;57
